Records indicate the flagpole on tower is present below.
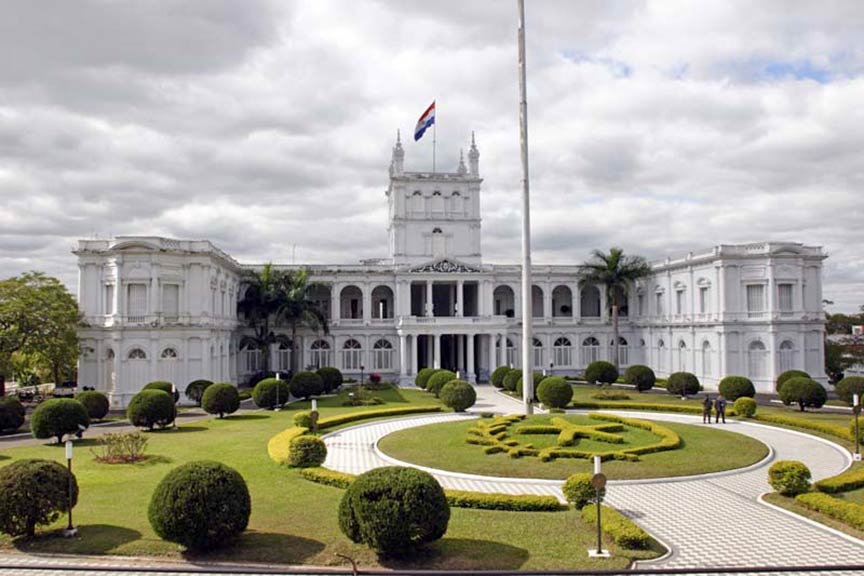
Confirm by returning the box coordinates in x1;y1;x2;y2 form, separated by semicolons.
432;102;437;173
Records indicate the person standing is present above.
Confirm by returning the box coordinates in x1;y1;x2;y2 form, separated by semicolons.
715;395;727;424
702;394;713;424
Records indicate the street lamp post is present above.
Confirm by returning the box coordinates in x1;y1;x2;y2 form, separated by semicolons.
275;372;281;412
170;384;177;430
854;393;861;461
360;365;365;387
63;440;77;537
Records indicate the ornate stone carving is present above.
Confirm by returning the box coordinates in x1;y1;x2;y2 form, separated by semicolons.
411;259;479;273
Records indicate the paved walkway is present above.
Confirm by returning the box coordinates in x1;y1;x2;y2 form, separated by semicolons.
321;385;864;571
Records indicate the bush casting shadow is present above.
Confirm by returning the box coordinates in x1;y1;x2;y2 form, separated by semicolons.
13;525;141;554
148;426;208;434
216;414;269;421
182;531;326;564
379;538;529;570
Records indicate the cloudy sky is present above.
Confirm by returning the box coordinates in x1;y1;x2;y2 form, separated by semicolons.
1;1;862;311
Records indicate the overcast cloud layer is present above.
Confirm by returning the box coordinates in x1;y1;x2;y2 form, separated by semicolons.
1;1;862;311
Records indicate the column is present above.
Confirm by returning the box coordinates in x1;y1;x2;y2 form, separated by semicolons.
410;335;418;376
426;281;433;317
487;333;497;375
433;334;441;369
467;334;475;382
149;267;159;316
457;334;465;372
362;284;371;323
399;335;408;377
331;284;340;322
499;332;508;366
456;280;464;317
544;284;553;319
513;285;522;319
767;264;775;317
572;283;581;319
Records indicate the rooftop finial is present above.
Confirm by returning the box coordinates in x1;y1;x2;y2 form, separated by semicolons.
397;129;401;144
468;132;479;176
457;148;467;174
390;129;405;176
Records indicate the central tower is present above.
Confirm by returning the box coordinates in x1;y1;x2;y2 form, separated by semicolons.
385;132;483;265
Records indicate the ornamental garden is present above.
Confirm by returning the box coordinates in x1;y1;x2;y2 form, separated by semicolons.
1;364;864;569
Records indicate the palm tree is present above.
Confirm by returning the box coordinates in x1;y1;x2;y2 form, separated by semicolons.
237;264;286;372
579;247;652;370
275;269;329;373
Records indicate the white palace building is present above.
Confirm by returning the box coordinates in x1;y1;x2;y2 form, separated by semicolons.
75;135;828;407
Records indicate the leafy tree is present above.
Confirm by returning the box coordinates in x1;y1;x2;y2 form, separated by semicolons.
825;339;851;383
275;268;329;373
578;248;651;369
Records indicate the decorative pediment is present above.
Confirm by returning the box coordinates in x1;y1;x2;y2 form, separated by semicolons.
410;259;479;273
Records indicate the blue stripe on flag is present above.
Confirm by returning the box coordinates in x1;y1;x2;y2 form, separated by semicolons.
414;116;435;141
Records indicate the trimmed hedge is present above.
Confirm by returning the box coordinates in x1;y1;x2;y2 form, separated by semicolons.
426;370;457;398
127;390;174;431
570;400;704;415
76;391;109;421
415;368;438;390
252;377;290;409
31;398;90;443
290;371;324;399
299;466;355;488
624;365;655;392
317;367;344;393
667;372;701;396
718;376;755;401
184;379;214;406
815;467;864;494
779;377;826;411
144;381;178;402
490;366;510;389
562;473;595;508
768;460;811;495
585;361;618;385
796;492;864;531
0;459;78;538
201;383;240;418
777;370;810;394
502;368;522;392
537;376;573;408
439;380;476;412
733;397;757;418
288;435;327;468
515;372;546;399
0;397;26;433
581;504;651;549
836;376;864;407
268;426;309;464
317;406;443;429
753;413;852;442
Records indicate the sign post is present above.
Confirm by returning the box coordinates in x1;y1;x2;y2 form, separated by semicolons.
588;455;609;558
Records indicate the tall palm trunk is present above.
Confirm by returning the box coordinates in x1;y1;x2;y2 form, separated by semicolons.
291;322;298;374
611;294;620;370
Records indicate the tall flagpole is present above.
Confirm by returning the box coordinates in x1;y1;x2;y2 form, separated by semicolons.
432;102;437;173
517;0;533;415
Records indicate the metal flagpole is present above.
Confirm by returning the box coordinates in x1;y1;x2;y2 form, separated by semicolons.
432;103;437;173
517;0;533;415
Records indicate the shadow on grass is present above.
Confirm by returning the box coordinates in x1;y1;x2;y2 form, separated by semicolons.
12;524;142;555
219;414;269;421
183;531;326;565
43;438;103;448
380;538;529;570
148;426;209;434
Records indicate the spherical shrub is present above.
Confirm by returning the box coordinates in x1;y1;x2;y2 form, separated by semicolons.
148;461;250;551
127;390;175;431
427;370;457;398
562;473;599;509
490;366;510;389
439;380;477;412
502;368;522;392
0;459;78;538
415;367;439;390
537;376;574;408
835;376;864;407
779;377;826;412
75;391;109;421
585;361;619;385
768;460;811;496
288;435;327;467
252;377;290;409
733;397;758;418
667;372;701;396
624;365;655;392
718;376;756;401
338;466;449;557
290;371;324;399
201;383;240;418
0;397;25;433
184;379;214;406
294;410;313;428
144;381;179;402
777;370;810;394
30;398;90;443
317;367;343;393
516;372;546;399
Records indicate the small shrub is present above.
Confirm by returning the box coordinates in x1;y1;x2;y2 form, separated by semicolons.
148;461;251;551
91;431;148;463
0;397;26;433
777;370;810;394
537;376;573;408
733;397;757;418
768;460;811;495
718;376;755;401
502;368;522;392
143;381;178;402
338;466;449;557
201;383;240;418
317;367;343;393
516;372;546;399
667;372;701;396
562;473;596;508
427;370;457;398
623;365;655;392
30;398;90;443
591;391;631;401
291;371;324;399
490;366;510;389
294;410;313;428
835;376;864;407
288;435;327;467
184;379;214;406
127;390;175;431
252;377;290;409
75;391;109;421
0;459;78;538
440;380;476;412
415;368;438;390
585;361;619;385
779;377;827;411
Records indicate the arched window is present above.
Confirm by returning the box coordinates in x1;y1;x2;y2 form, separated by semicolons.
371;286;394;319
532;337;544;369
701;341;712;379
779;340;795;373
497;337;517;367
493;285;516;317
342;339;363;371
310;339;331;369
581;336;600;365
276;337;293;373
372;339;393;371
532;285;544;318
432;227;442;234
581;286;601;318
657;339;666;371
748;340;767;379
106;348;115;360
611;337;629;366
128;348;147;360
677;340;688;372
552;285;573;317
340;285;363;319
554;337;572;367
161;348;177;359
240;337;262;373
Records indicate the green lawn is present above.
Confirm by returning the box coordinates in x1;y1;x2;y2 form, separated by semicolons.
378;415;768;480
0;386;654;570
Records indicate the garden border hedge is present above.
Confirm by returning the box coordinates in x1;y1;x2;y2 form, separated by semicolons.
581;504;652;549
795;492;864;531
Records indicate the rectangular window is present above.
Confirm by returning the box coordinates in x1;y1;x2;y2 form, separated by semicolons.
163;285;179;320
746;284;765;313
105;285;115;315
778;283;793;312
637;294;644;316
675;290;684;315
655;293;664;316
699;287;709;314
127;284;147;321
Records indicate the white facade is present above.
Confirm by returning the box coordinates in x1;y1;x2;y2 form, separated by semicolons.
76;136;827;405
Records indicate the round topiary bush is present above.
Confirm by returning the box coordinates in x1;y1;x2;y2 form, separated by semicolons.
252;377;291;409
718;376;756;401
290;371;324;400
294;410;313;428
516;372;546;399
439;380;476;412
502;368;522;392
201;383;240;419
624;365;655;392
779;377;826;412
317;367;343;393
127;390;175;431
490;366;510;389
30;398;90;443
338;466;449;557
777;370;810;394
562;473;598;509
75;390;109;421
184;379;214;406
733;397;758;418
585;361;619;385
427;370;457;398
768;460;811;495
537;376;573;408
0;397;26;433
144;381;179;402
835;376;864;407
0;459;78;538
415;368;439;390
288;435;327;467
667;372;701;396
148;461;250;551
